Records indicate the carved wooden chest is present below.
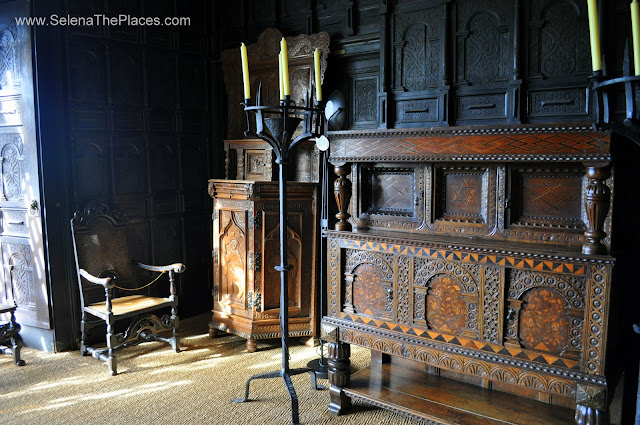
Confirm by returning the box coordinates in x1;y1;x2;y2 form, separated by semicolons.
208;179;318;352
322;125;615;425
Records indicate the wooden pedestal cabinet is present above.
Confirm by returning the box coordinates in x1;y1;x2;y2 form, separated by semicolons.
323;126;617;425
208;179;318;352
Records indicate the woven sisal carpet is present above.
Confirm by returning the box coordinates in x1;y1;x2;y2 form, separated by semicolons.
0;313;422;425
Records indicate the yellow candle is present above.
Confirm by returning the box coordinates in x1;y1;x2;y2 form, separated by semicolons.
314;48;322;102
632;0;640;75
281;37;290;96
586;0;602;71
279;52;284;100
240;42;250;99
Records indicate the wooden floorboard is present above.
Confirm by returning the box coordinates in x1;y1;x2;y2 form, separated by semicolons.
344;362;576;425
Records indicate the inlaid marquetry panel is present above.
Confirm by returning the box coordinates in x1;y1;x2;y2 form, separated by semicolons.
414;257;479;339
434;164;487;223
508;164;585;228
338;236;590;275
507;269;586;360
361;166;415;216
344;249;394;320
352;164;424;231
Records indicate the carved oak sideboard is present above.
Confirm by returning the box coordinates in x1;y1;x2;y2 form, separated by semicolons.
322;125;616;425
208;180;318;352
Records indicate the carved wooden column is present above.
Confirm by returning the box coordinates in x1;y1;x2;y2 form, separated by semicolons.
334;163;352;231
327;340;352;415
503;299;523;348
582;163;611;255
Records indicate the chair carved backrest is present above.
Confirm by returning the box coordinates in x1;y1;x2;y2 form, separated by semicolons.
71;205;137;308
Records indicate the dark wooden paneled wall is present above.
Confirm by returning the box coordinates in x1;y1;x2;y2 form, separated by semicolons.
33;0;222;350
216;0;632;130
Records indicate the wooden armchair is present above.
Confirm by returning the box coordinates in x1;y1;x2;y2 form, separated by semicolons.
70;205;185;375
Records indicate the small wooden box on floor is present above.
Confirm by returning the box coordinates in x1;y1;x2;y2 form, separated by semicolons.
208;179;318;352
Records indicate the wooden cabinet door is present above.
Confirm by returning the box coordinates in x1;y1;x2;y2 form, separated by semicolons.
0;0;50;329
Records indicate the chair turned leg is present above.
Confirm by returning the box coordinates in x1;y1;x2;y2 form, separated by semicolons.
10;333;25;366
7;310;25;366
171;306;180;353
80;311;88;356
106;315;117;376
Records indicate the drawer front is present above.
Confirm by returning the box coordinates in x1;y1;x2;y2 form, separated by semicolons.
0;208;29;236
456;93;507;122
395;97;439;126
528;87;588;120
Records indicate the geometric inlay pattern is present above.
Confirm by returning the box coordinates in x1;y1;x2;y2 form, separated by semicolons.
334;313;582;372
330;127;611;162
339;238;588;275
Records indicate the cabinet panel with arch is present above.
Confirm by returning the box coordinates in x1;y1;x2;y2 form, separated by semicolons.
208;179;318;352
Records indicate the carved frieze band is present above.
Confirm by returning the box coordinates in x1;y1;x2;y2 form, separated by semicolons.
337;237;594;275
328;127;611;163
339;326;576;399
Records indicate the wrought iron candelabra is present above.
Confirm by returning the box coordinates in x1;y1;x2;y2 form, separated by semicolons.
591;40;640;149
233;85;326;425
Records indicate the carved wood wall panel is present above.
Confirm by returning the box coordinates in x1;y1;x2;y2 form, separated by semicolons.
61;0;214;318
215;0;638;129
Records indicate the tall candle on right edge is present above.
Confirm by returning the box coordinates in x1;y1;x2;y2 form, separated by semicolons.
586;0;602;71
314;48;322;102
632;0;640;75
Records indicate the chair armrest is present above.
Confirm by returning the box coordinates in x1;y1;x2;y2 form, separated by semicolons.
136;262;186;274
78;269;113;288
